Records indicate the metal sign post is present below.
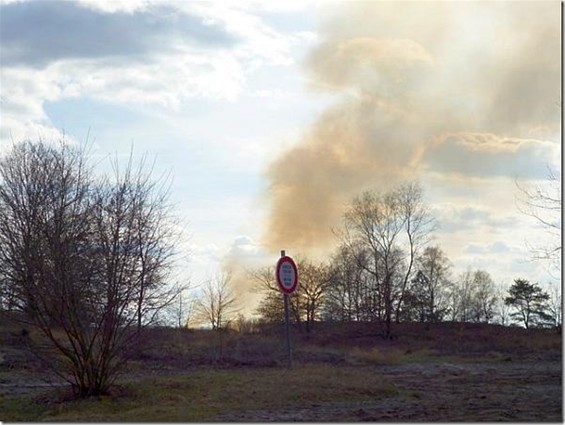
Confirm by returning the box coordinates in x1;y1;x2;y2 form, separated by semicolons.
283;292;292;368
276;249;298;369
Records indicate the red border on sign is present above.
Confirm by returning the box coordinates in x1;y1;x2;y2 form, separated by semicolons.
276;255;298;295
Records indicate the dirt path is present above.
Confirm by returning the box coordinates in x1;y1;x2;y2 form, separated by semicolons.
215;360;562;422
0;372;67;396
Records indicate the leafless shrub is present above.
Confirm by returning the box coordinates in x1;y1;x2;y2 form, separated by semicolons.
0;140;179;397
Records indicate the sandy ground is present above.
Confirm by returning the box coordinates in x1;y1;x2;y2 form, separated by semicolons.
214;360;562;422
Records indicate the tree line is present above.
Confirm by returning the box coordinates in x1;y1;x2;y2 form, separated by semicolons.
249;183;561;335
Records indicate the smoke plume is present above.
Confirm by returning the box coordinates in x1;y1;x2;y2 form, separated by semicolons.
262;1;560;254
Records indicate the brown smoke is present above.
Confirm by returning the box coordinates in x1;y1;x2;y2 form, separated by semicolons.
262;1;560;255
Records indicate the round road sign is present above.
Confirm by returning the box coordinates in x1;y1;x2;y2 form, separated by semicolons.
276;255;298;295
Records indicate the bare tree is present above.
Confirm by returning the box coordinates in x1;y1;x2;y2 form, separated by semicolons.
251;266;286;323
195;272;239;330
252;259;329;333
92;154;179;330
251;266;278;294
393;182;436;322
340;190;401;337
252;264;303;326
173;289;195;328
515;166;561;277
255;291;286;323
404;246;452;322
546;283;562;330
323;243;368;322
450;269;498;324
494;282;512;326
469;270;497;323
296;259;330;333
449;270;474;322
0;141;178;397
337;182;434;337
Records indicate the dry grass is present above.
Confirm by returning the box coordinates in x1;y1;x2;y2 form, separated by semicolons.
1;317;561;421
3;365;398;422
346;347;404;365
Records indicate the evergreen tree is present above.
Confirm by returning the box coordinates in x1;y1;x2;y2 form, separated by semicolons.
505;279;551;328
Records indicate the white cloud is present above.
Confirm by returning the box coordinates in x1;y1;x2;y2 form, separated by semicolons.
188;242;222;266
433;204;518;235
178;2;295;67
75;0;152;14
0;1;301;146
463;241;515;255
0;66;69;144
227;234;265;260
424;132;560;180
58;52;245;106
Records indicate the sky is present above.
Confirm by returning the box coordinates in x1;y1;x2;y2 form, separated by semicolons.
0;0;561;315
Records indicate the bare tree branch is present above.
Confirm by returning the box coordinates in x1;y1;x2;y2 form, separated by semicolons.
515;165;562;277
194;272;239;330
0;141;180;397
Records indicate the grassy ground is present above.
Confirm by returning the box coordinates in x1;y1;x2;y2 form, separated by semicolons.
2;365;398;421
0;318;561;421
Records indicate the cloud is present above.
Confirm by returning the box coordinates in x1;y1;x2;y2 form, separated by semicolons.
455;241;551;286
74;0;152;14
187;243;222;268
0;0;238;68
433;205;518;235
227;235;264;259
424;133;559;179
464;241;513;255
0;1;300;146
0;66;68;145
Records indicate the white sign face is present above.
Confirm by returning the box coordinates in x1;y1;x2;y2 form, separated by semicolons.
278;262;296;289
